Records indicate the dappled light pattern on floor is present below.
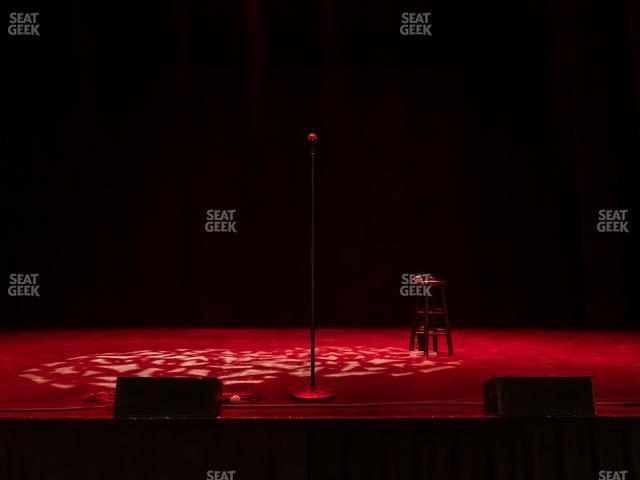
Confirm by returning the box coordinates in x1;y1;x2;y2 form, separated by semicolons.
20;346;462;390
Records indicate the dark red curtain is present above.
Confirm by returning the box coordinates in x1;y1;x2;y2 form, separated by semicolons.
5;0;637;328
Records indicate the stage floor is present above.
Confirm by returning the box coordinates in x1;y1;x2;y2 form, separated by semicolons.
1;328;639;419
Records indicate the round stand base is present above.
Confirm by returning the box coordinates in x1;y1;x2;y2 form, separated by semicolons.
289;389;336;401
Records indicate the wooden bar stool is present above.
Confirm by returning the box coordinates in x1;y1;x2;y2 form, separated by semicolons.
409;274;454;356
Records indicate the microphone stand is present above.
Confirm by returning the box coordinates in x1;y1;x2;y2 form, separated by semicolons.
290;135;335;401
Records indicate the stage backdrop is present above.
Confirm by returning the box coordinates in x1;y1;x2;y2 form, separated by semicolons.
5;0;637;329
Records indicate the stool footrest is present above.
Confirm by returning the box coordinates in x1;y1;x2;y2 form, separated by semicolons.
416;327;449;334
415;308;445;315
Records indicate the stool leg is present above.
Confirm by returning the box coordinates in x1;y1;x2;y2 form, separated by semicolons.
441;286;454;355
409;299;417;351
410;325;416;351
432;286;438;353
423;292;430;356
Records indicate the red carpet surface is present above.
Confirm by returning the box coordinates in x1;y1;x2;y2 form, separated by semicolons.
1;328;639;418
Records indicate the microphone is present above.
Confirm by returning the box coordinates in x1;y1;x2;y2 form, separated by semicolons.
308;133;317;154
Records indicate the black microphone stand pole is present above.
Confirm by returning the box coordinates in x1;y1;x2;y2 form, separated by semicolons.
290;133;335;401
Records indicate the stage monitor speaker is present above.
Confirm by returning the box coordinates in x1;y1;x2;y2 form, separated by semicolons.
114;377;223;418
483;376;596;417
